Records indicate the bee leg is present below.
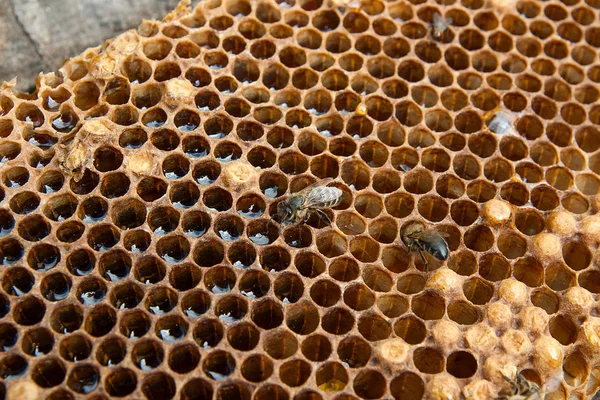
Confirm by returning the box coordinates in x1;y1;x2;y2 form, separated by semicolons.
503;375;518;395
295;209;308;225
417;248;429;272
315;209;332;226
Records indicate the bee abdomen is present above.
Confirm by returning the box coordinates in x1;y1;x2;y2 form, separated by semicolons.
425;243;449;260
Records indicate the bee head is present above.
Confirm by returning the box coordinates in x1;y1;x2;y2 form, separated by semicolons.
277;201;293;222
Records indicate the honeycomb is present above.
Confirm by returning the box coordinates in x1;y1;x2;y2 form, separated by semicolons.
0;0;600;398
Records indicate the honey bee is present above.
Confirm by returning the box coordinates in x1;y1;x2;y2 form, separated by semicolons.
401;221;449;269
431;12;453;39
277;179;343;226
497;374;541;400
327;0;361;14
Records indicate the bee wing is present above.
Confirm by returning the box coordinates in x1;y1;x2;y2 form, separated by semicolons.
303;186;343;209
438;231;451;239
294;178;335;197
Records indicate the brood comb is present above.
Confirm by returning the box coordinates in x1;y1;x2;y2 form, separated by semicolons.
0;0;599;399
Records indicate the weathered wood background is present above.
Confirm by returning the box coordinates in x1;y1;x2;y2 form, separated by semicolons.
0;0;182;91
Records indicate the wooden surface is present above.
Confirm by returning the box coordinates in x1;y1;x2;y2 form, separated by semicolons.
0;0;181;91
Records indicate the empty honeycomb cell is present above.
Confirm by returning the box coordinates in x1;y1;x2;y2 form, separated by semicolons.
484;157;513;182
401;21;427;40
546;263;577;291
76;277;106;306
576;84;600;105
422;148;452;173
41;272;71;301
17;214;51;242
394;101;423;127
352;369;386;400
181;288;211;318
348;236;379;262
4;166;29;188
131;85;162;110
416;195;448;222
435;174;466;200
0;353;27;379
236;122;263;144
413;347;446;375
189;30;219;51
248;39;276;60
529;185;560;211
560;103;586;126
448;299;480;325
21;327;54;358
513;257;544;287
343;284;375;312
472;50;499;73
463;277;494;305
371;169;400;194
549;315;578;345
132;339;164;372
478;253;511;281
214;76;238;94
396;274;426;295
3;266;34;296
0;237;24;265
411;290;445;320
31;357;67;388
52;107;79;133
0;209;14;237
0;95;12;116
357;313;391;342
59;333;92;362
408;129;435;148
241;354;274;383
499;185;526;212
502;54;526;74
463;225;495;252
429;65;455;89
0;119;13;139
575;173;600;195
279;359;311;388
110;282;143;310
391;148;419;172
545;79;572;104
66;364;100;394
531;287;560;315
10;191;40;215
299;334;333;364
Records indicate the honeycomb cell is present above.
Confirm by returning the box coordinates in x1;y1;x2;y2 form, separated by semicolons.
242;354;273;383
109;282;143;310
0;353;27;380
2;267;33;296
343;284;375;312
180;288;210;318
546;263;577;291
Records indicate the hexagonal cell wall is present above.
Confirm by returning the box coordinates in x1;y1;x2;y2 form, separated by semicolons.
0;0;599;399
